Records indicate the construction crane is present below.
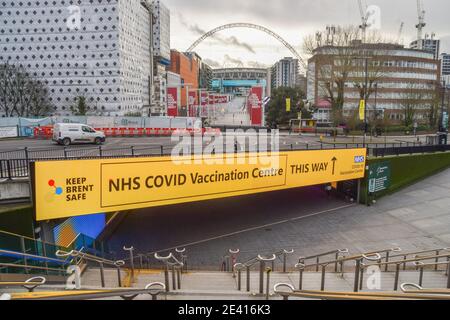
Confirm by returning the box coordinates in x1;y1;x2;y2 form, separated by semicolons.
358;0;370;43
416;0;426;48
396;22;404;44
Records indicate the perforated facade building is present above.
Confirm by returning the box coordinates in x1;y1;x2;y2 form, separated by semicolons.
0;0;154;116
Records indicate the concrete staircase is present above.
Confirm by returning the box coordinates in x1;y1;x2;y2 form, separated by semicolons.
82;268;449;300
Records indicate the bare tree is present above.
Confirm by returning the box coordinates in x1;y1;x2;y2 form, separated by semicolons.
303;26;390;125
400;83;429;127
0;63;53;117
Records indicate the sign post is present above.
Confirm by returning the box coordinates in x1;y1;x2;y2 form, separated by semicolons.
368;161;391;204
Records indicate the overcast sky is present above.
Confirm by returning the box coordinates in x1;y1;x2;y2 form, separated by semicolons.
163;0;450;69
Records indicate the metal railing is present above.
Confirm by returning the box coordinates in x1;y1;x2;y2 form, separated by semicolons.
298;249;349;273
4;282;166;300
1;141;449;180
273;283;450;300
154;252;184;293
233;249;295;295
359;253;450;292
0;229;112;275
294;248;402;292
0;276;46;292
0;248;71;277
56;249;125;288
371;144;450;157
383;247;450;271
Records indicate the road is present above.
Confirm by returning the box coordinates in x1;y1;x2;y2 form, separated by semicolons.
0;135;332;159
0;96;440;157
212;96;250;126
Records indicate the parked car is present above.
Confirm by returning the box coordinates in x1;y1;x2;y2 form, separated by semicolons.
53;123;106;146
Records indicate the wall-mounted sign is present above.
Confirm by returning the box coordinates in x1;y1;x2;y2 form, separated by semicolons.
368;161;391;193
32;149;367;221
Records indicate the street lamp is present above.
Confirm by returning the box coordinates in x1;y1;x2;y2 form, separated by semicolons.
440;80;447;132
439;80;448;145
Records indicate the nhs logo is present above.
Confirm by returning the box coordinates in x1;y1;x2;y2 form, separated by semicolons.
354;156;365;163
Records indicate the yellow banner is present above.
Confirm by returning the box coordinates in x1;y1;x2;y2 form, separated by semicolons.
286;98;291;112
359;100;365;121
32;149;367;221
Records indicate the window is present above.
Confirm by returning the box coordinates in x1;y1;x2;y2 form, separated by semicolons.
82;126;95;133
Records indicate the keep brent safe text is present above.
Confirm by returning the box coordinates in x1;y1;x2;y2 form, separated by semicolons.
65;177;94;201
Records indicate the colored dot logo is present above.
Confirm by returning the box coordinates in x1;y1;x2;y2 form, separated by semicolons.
48;180;63;195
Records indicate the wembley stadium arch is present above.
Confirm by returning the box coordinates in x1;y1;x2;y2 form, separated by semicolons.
186;23;307;71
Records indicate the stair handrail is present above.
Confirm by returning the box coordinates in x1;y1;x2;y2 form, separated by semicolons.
56;249;124;267
0;276;46;292
298;247;401;270
273;284;450;300
0;248;69;265
7;283;168;300
235;249;294;272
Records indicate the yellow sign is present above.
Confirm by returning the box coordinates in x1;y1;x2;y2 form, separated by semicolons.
359;100;365;121
286;98;291;112
32;149;367;221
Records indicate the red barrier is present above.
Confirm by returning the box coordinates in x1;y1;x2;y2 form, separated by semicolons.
32;126;221;139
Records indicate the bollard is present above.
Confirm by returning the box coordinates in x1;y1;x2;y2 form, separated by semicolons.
419;266;424;287
359;265;365;290
237;269;241;291
320;265;326;291
123;247;135;280
334;252;339;273
385;251;390;272
298;268;304;290
283;253;287;273
259;261;265;294
99;262;105;288
447;262;450;289
164;265;170;293
171;265;176;290
265;268;271;300
435;250;440;271
177;268;181;290
394;263;401;291
446;257;450;277
117;267;122;287
354;259;361;292
246;266;250;292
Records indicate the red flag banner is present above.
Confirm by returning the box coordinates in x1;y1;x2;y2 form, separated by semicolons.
249;87;263;126
167;87;178;117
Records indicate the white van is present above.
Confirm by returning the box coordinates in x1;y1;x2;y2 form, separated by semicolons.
53;123;106;146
